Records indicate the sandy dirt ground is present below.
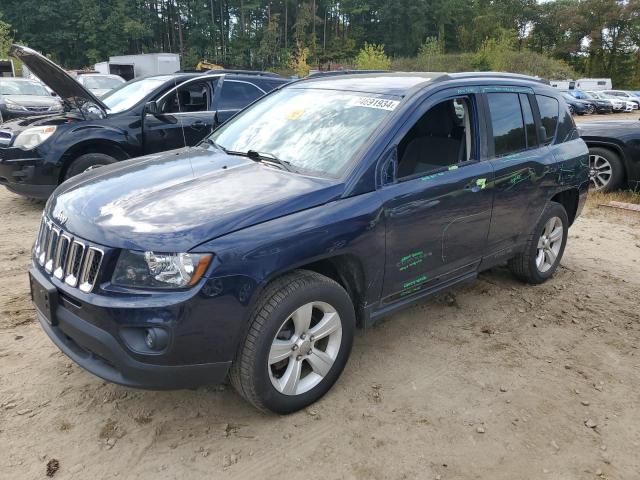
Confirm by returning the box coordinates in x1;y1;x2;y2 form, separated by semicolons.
1;185;640;479
574;111;639;123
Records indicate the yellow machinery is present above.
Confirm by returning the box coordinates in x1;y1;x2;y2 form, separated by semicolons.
196;60;224;71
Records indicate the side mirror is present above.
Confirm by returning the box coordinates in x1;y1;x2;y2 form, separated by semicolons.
50;91;57;97
144;101;159;115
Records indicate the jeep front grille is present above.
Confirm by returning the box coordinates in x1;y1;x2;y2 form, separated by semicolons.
34;217;104;293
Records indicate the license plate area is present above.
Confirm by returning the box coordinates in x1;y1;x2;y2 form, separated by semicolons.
29;272;58;325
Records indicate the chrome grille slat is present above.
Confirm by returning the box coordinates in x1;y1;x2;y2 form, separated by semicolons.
79;248;103;293
33;217;104;293
65;241;85;287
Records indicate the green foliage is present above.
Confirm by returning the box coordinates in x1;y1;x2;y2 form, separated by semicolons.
0;16;12;58
288;41;310;77
0;0;635;86
355;42;390;70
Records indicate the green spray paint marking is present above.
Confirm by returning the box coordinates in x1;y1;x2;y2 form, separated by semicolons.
403;275;428;290
420;171;447;182
476;178;487;189
398;251;425;272
448;165;459;171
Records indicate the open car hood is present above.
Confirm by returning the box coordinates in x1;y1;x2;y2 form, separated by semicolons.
9;44;107;113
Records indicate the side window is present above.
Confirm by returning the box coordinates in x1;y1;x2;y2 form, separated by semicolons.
519;93;538;148
556;104;578;143
487;92;526;157
218;81;263;110
162;81;211;113
536;95;559;144
396;97;475;179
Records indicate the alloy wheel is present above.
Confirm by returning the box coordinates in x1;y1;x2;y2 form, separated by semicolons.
536;216;563;273
588;154;612;191
268;301;342;396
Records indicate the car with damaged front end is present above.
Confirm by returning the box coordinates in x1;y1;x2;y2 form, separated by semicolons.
30;72;589;413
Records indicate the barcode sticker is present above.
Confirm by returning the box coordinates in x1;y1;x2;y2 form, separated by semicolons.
349;96;400;111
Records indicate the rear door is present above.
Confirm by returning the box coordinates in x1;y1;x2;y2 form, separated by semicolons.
379;89;494;302
143;77;217;153
214;79;266;124
484;89;556;258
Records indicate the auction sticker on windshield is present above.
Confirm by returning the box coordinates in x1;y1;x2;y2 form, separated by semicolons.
349;96;400;111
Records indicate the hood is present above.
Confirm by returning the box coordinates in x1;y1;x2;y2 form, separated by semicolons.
46;147;343;251
578;119;640;138
1;94;61;108
9;44;107;113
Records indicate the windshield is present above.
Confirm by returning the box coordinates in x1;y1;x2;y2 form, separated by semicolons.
0;80;49;96
210;88;399;177
102;77;170;113
81;76;124;90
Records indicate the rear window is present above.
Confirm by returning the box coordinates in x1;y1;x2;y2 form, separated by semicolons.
487;92;526;157
536;95;559;144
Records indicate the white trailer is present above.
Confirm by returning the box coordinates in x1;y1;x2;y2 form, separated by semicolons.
550;79;575;90
94;53;180;81
575;78;612;91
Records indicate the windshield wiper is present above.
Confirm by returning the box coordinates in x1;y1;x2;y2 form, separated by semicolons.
205;138;228;153
246;150;295;172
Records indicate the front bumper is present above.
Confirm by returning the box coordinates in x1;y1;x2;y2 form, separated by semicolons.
30;265;234;389
0;147;57;199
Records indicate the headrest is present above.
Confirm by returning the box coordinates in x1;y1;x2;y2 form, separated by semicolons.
416;101;455;137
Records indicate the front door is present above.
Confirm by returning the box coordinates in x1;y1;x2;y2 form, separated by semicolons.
380;91;494;302
143;78;217;154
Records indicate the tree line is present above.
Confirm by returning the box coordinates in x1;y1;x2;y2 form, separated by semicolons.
1;0;640;87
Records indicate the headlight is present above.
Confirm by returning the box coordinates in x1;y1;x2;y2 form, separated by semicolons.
4;99;28;112
48;104;63;112
112;250;212;289
13;126;57;150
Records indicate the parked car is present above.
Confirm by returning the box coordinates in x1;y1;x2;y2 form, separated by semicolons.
564;90;612;114
29;71;589;413
0;77;63;122
603;90;640;109
561;92;595;115
0;45;288;199
578;120;640;192
585;91;630;112
74;73;125;97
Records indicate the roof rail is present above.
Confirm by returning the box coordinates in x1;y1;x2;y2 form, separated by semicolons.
206;69;282;78
177;69;281;78
447;71;550;85
307;69;389;78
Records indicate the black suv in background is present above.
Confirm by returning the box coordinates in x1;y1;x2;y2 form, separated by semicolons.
0;45;288;199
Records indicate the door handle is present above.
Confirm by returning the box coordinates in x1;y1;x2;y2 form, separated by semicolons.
191;120;206;130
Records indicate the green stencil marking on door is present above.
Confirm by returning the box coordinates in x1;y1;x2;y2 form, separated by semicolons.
403;275;428;290
476;178;487;189
398;251;424;271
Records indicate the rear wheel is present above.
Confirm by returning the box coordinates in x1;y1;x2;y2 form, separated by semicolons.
588;147;625;192
64;153;117;181
230;270;355;413
508;202;568;284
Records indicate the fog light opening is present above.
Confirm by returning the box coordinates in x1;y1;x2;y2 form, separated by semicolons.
144;328;169;351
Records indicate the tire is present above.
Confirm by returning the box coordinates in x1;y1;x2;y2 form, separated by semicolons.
63;153;117;181
588;147;625;192
230;270;355;414
508;202;568;285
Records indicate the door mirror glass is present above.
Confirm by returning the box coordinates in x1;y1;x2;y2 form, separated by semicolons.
144;101;159;115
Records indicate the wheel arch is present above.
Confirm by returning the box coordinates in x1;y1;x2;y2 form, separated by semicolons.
550;188;579;226
59;139;131;182
255;254;368;328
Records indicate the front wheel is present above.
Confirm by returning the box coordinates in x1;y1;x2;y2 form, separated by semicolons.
230;270;355;413
508;202;568;284
64;153;117;181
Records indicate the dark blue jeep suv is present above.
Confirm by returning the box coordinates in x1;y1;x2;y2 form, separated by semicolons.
29;72;589;413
